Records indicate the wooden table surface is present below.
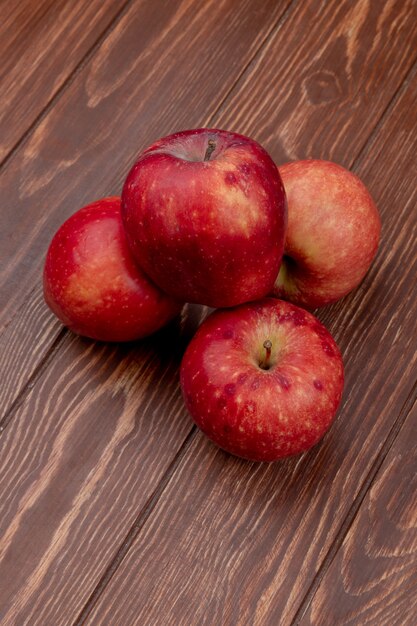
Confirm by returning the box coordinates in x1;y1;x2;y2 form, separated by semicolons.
1;1;416;624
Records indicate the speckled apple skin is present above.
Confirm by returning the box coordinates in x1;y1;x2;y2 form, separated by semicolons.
43;197;182;342
122;128;287;308
180;298;344;462
273;160;381;308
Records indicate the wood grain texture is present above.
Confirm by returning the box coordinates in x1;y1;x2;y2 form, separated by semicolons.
0;287;63;428
0;0;291;422
299;400;417;626
86;58;417;626
215;0;417;166
0;0;127;163
0;305;204;626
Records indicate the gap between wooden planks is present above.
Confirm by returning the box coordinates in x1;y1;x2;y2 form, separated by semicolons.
0;0;414;620
80;56;417;626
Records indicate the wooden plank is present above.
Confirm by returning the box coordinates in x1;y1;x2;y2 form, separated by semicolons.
85;58;417;626
0;0;292;421
299;400;417;626
0;0;127;163
0;1;293;623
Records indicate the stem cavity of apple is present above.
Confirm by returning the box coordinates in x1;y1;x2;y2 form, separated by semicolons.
261;339;272;370
204;139;216;162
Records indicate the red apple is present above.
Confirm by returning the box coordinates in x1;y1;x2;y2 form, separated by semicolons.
43;197;182;342
180;298;344;462
273;160;381;308
122;128;287;308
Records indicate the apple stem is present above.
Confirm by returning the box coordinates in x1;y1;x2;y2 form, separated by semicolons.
204;139;216;162
262;340;272;369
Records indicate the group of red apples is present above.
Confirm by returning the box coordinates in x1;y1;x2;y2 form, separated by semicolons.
44;129;381;462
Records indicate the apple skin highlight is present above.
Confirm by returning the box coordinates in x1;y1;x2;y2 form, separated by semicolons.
122;128;287;308
180;298;344;462
273;160;381;308
43;197;182;342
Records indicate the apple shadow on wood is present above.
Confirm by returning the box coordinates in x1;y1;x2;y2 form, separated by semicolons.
190;429;336;510
67;301;209;373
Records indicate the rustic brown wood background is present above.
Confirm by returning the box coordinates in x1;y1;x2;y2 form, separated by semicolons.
1;0;416;624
